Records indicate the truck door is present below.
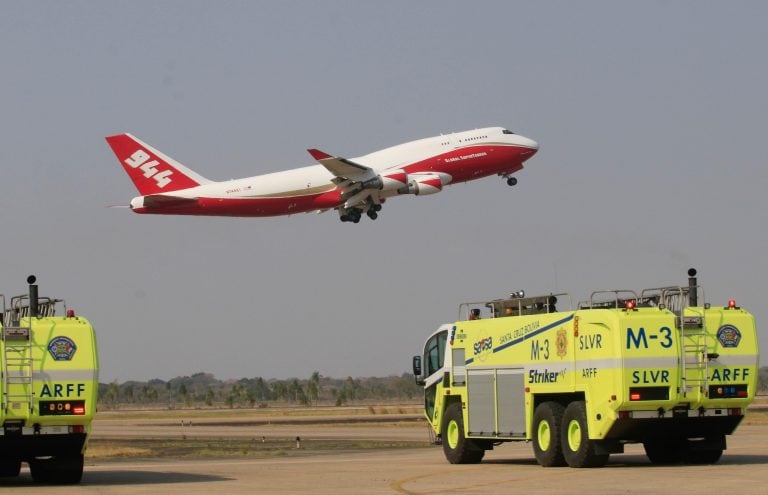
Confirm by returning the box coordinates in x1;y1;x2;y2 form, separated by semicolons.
422;329;448;421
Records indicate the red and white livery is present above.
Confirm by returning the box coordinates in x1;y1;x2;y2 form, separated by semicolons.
105;127;538;223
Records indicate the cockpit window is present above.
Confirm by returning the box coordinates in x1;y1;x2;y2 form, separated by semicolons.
502;129;515;135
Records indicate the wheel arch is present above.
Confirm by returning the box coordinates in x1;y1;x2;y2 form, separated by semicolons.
438;395;464;436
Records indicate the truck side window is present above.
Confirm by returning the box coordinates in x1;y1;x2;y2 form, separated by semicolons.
425;331;448;376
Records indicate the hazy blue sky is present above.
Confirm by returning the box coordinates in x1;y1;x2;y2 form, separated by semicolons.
1;2;766;382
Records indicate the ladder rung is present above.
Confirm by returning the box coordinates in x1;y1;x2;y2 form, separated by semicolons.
3;339;36;411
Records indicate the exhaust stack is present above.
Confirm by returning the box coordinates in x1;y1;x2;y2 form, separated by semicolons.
28;274;38;318
687;268;698;307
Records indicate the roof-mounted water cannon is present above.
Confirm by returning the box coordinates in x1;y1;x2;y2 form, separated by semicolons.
27;274;38;319
688;268;698;307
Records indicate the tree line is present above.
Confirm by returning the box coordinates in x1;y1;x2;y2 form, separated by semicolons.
98;367;768;409
98;372;422;409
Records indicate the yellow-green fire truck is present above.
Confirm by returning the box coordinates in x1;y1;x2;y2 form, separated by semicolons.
0;276;98;484
413;269;758;467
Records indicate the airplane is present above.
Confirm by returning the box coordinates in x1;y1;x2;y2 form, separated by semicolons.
105;127;538;223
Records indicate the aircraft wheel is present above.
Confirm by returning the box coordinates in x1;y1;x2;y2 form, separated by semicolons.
339;215;349;222
373;204;382;212
507;177;518;186
367;210;378;220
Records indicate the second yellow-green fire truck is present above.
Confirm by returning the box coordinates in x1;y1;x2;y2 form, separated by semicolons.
413;269;758;467
0;276;99;484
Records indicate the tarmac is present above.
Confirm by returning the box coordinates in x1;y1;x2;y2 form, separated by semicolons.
1;418;767;494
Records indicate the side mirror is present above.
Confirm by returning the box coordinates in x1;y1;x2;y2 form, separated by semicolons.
412;355;423;385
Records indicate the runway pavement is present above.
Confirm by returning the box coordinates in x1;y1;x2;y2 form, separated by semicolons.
2;424;767;494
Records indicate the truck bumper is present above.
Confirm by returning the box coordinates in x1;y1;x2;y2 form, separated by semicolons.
605;415;743;441
0;433;86;460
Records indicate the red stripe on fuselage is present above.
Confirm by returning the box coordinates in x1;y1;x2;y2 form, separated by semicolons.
401;143;530;183
134;189;343;217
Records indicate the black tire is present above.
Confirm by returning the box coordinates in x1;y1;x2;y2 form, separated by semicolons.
441;403;485;464
0;459;21;477
532;401;566;467
30;454;83;484
507;177;518;186
686;448;723;464
643;437;686;465
561;401;609;468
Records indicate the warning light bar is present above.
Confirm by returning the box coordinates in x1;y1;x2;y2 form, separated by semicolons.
39;400;86;416
709;385;748;399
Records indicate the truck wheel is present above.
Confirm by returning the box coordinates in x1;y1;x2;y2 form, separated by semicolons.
561;401;609;468
532;401;566;467
643;437;685;464
441;403;484;464
686;448;723;464
0;459;21;477
30;454;83;484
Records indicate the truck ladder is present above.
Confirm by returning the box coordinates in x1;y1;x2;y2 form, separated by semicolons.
660;287;709;398
680;319;709;398
2;326;35;413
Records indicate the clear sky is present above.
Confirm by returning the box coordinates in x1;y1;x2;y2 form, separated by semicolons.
1;1;765;382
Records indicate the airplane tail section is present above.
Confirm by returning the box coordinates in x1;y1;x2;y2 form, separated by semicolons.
105;133;211;195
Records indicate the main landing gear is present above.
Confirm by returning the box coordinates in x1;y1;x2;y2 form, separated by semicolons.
339;203;382;223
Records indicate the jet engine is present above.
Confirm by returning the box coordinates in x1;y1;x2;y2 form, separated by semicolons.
397;173;447;196
360;170;409;192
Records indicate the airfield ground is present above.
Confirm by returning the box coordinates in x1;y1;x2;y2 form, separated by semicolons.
1;402;767;493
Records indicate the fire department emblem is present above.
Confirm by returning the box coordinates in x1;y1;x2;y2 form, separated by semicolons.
556;328;568;358
717;325;741;348
47;336;77;361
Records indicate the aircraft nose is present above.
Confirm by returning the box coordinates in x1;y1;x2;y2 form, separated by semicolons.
516;135;538;158
519;135;538;151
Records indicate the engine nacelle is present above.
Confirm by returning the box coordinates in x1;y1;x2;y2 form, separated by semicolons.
361;170;408;192
398;173;446;196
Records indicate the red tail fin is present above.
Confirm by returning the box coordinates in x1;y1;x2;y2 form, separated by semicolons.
105;134;210;195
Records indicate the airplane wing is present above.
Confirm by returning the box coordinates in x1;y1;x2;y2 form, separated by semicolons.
307;149;373;183
307;149;384;210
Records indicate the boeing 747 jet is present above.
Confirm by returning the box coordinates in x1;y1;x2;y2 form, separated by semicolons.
106;127;538;223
